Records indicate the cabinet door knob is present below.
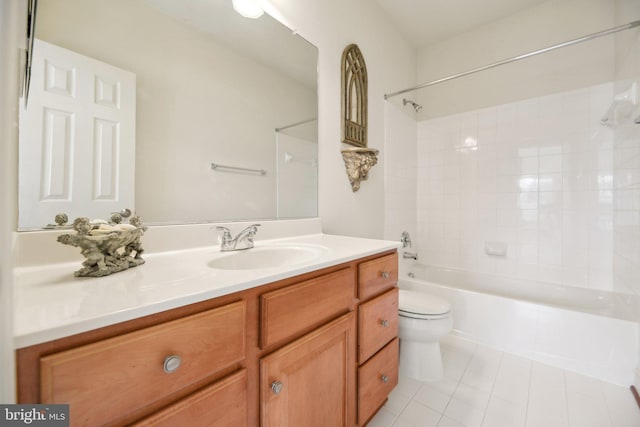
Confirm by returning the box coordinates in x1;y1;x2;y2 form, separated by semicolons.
163;355;182;373
380;319;390;327
380;374;389;383
271;380;284;395
381;271;390;279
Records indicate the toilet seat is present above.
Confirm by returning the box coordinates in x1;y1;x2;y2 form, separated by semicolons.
399;289;451;320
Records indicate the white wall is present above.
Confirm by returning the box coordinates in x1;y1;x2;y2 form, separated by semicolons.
0;0;22;404
415;0;617;119
268;0;416;238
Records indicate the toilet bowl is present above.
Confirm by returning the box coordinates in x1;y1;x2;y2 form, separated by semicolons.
398;289;453;382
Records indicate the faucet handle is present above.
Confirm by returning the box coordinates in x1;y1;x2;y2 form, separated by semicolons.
215;226;232;241
400;231;412;248
246;224;261;240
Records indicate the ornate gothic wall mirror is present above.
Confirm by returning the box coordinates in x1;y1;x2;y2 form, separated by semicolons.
341;44;367;148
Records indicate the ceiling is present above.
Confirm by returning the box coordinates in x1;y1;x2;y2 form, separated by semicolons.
374;0;550;48
145;0;317;88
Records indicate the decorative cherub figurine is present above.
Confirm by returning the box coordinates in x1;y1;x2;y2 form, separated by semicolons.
57;213;146;278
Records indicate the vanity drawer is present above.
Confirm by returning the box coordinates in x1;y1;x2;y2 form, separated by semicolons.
40;301;246;427
132;369;247;427
358;287;398;363
358;253;398;300
358;338;399;426
260;267;356;349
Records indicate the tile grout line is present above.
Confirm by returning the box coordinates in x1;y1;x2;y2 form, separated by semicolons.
479;349;504;427
600;379;617;427
432;342;477;426
523;358;534;427
563;369;571;427
442;341;480;426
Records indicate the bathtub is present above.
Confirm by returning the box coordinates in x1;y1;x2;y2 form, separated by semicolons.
400;265;639;386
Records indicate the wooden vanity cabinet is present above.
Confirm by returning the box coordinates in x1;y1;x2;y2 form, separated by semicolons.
16;250;398;427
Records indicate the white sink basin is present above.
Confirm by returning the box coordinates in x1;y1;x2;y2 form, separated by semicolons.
207;244;328;270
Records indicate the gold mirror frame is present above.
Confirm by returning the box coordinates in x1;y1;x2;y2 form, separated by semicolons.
341;44;368;147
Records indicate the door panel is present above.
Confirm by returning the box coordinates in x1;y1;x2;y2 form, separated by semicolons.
19;39;135;228
260;312;356;427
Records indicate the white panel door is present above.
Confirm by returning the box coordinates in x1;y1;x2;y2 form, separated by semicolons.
19;39;136;228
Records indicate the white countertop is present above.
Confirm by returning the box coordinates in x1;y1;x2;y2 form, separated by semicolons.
14;233;400;348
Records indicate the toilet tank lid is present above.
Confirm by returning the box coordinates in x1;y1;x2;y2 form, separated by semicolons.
399;289;451;316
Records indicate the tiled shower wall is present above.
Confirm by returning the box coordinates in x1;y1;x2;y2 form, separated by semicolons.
612;15;640;302
416;82;640;294
613;104;640;296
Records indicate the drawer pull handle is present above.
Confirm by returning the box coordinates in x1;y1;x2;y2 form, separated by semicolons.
381;271;390;279
271;380;284;395
380;319;390;327
163;355;182;374
380;375;389;383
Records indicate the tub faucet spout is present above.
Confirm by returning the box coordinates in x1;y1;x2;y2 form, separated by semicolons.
403;251;418;260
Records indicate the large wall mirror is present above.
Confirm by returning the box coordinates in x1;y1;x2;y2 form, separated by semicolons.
18;0;318;230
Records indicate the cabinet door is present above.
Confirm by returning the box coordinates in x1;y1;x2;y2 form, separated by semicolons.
132;369;247;427
261;312;356;427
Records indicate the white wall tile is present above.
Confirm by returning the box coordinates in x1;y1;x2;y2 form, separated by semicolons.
413;81;640;304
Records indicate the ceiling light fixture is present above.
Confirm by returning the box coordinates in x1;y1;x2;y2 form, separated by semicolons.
232;0;264;19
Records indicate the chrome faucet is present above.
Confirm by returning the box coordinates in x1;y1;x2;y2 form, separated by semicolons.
216;224;261;251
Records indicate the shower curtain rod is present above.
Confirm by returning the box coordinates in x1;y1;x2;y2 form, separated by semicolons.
384;20;640;100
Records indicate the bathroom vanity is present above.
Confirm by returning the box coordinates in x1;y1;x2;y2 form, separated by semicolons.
14;231;399;427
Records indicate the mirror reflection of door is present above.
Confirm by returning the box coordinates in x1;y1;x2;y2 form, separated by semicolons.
19;39;136;228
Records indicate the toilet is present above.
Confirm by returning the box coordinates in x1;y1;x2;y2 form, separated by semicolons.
398;289;453;382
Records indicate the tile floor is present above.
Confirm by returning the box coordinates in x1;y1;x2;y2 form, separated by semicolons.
368;335;640;427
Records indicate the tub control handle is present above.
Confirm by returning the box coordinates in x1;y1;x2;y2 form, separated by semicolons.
380;374;389;383
163;355;182;373
380;319;390;327
381;271;390;279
